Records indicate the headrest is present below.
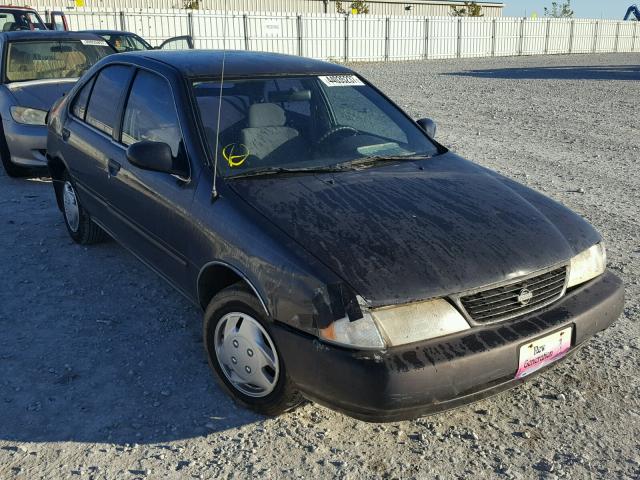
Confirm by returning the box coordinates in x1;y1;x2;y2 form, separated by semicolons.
248;103;286;128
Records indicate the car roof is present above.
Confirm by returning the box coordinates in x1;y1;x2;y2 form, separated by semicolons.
80;30;139;36
114;50;352;79
0;6;39;11
0;31;107;41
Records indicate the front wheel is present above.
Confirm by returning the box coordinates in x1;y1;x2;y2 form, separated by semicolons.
203;284;304;416
61;172;106;244
0;125;28;178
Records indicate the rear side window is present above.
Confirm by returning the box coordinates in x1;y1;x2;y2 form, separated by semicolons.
85;65;131;136
121;70;181;156
71;76;95;120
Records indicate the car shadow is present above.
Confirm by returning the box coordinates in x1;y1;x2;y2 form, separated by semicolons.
445;64;640;81
0;177;263;444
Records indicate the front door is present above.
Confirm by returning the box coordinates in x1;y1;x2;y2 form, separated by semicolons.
104;68;197;294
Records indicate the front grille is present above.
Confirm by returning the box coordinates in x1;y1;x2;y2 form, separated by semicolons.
459;266;567;324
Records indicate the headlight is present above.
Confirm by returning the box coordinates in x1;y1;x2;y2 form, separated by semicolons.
319;297;470;349
567;242;606;288
10;106;47;125
371;298;470;347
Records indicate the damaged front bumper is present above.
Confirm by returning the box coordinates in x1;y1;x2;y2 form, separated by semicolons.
272;270;624;422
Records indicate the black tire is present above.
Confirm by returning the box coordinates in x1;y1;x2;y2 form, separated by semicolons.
0;122;29;178
61;171;106;245
203;283;304;416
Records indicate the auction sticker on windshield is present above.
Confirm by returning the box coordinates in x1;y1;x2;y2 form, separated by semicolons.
318;75;365;87
80;39;109;46
515;326;572;379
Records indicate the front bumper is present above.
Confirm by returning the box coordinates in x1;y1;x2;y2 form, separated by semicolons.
2;117;47;167
273;270;624;422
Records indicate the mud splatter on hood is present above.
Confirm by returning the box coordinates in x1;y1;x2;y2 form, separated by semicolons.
228;152;600;307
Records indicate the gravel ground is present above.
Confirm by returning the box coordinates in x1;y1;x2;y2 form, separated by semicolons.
1;53;639;480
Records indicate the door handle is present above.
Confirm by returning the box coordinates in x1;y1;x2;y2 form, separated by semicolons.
61;128;70;141
107;158;121;176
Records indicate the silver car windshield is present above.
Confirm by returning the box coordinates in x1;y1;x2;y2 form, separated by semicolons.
5;40;114;83
192;75;439;177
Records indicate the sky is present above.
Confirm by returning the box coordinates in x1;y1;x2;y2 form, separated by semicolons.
502;0;636;20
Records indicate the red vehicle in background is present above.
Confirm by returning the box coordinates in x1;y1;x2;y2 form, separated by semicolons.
0;5;67;31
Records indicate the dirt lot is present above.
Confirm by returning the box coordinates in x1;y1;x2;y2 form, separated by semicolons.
0;53;639;479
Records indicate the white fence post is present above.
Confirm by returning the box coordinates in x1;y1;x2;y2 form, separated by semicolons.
568;19;575;53
592;20;598;53
297;15;303;57
491;18;496;56
544;19;550;54
456;18;462;58
518;18;524;55
424;17;429;60
614;22;621;52
344;15;349;62
242;14;249;50
634;22;639;52
119;10;126;31
384;16;390;61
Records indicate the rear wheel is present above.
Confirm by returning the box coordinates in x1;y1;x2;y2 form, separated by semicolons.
203;284;304;416
62;172;106;244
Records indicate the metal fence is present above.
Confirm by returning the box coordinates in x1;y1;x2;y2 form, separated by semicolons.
41;8;640;61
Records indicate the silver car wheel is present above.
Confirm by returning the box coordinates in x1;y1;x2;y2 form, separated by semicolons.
214;312;280;398
63;181;80;233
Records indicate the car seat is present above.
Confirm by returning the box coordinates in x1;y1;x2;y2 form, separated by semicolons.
240;103;304;162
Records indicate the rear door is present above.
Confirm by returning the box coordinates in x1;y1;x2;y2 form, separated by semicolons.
62;64;134;233
105;68;197;293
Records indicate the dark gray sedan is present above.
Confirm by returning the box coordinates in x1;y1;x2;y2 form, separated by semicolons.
46;50;624;421
0;31;113;176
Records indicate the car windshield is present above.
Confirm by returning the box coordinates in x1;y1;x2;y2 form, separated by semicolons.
192;75;440;177
5;40;114;82
0;11;46;31
101;33;152;52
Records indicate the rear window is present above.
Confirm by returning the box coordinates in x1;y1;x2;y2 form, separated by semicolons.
5;40;114;82
85;65;131;136
0;11;46;32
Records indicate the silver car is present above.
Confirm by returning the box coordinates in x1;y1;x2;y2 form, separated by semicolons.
0;31;114;177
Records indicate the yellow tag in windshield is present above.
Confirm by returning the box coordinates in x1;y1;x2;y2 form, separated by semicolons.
222;143;249;167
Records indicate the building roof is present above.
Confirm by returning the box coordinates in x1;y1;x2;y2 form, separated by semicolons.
121;50;352;78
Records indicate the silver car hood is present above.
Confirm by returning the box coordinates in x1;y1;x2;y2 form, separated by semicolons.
6;79;78;111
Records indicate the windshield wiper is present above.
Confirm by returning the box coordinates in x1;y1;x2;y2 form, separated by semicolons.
227;164;353;179
335;154;431;170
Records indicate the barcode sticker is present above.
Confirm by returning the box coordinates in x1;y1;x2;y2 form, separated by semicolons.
80;39;109;46
318;75;365;87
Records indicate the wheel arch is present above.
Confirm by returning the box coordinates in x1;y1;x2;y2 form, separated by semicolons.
197;261;270;317
47;154;67;211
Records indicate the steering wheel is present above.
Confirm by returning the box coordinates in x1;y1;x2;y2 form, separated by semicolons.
316;126;358;147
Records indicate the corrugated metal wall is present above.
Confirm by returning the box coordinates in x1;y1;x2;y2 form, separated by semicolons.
23;0;503;17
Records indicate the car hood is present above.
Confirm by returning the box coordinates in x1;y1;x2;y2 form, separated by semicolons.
228;153;601;307
6;79;77;111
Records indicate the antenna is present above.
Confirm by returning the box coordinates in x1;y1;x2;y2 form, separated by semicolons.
211;0;229;201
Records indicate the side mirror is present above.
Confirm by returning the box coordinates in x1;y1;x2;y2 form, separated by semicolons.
126;140;188;177
416;118;437;139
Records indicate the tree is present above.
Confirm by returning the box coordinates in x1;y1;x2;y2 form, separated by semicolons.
336;1;370;14
450;2;484;17
544;1;573;18
183;0;199;9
